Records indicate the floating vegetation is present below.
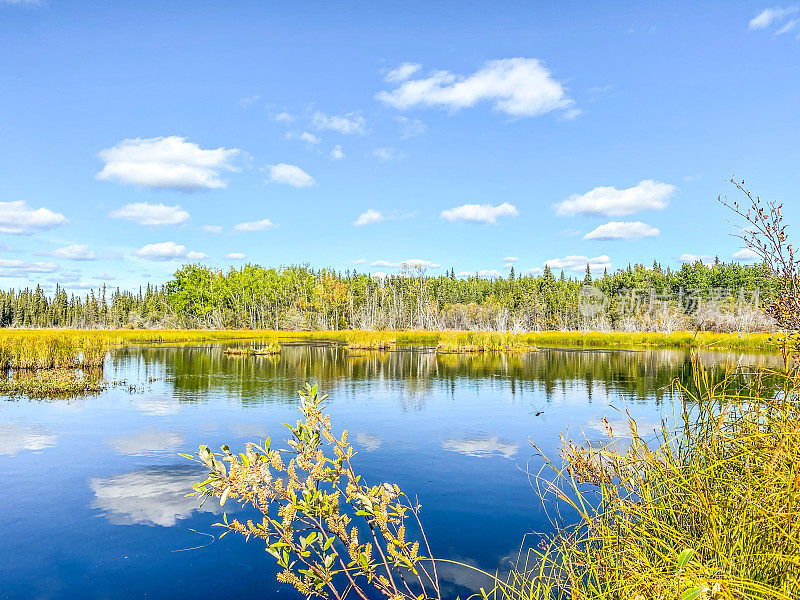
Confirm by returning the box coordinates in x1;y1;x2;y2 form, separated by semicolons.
0;369;106;398
344;331;396;350
223;342;282;356
436;331;537;353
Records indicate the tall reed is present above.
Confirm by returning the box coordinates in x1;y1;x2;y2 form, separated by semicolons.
498;357;800;600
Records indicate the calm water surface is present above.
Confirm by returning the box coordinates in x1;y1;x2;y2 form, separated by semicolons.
0;342;779;599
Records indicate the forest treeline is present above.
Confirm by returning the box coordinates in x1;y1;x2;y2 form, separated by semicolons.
0;260;776;332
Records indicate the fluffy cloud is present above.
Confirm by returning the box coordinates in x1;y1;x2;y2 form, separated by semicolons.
372;147;407;161
48;244;98;261
545;254;612;272
237;94;261;108
397;117;427;138
265;163;315;188
731;248;760;262
312;111;366;135
0;200;67;234
376;58;575;118
96;136;240;191
89;465;219;527
0;259;58;277
330;145;345;160
440;202;518;224
273;112;293;123
353;209;385;226
385;62;422;82
286;131;321;144
583;221;660;240
503;256;518;262
554;180;675;217
135;241;205;261
110;202;190;226
749;7;798;29
370;259;440;269
0;424;57;456
225;252;246;260
679;253;714;264
442;435;518;459
234;219;275;232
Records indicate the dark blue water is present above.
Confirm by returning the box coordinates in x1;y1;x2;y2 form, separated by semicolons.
0;343;777;599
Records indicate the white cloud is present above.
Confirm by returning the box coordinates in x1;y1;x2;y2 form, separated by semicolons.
502;263;514;269
777;17;800;33
370;259;440;269
749;7;798;29
679;253;714;264
0;200;67;234
110;202;190;226
385;62;422;82
49;244;98;261
202;225;222;234
265;163;315;188
397;116;427;138
545;254;612;273
237;94;261;108
330;145;345;160
355;433;382;451
354;209;385;226
477;269;501;278
0;424;57;456
312;111;366;135
0;259;58;277
273;112;293;123
503;256;518;262
376;58;575;118
554;180;675;217
442;436;518;459
89;466;219;527
135;241;203;261
731;248;760;262
234;218;276;232
441;202;518;224
96;136;240;191
371;147;407;161
226;252;246;260
583;221;660;240
351;258;367;265
286;131;321;144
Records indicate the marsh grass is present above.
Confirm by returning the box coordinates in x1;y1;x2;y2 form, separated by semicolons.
495;357;800;600
0;369;107;398
224;342;282;356
436;332;537;353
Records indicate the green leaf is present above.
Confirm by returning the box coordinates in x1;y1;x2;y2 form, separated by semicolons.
680;588;703;600
677;548;695;570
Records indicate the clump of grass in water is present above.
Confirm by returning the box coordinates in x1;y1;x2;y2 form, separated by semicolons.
495;355;800;600
223;342;281;356
345;331;396;350
0;369;106;398
437;332;537;353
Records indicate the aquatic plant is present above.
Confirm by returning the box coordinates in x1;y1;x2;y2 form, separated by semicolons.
224;342;282;356
0;369;107;398
185;383;442;600
498;357;800;600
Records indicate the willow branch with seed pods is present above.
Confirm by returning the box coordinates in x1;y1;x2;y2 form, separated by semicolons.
184;382;442;600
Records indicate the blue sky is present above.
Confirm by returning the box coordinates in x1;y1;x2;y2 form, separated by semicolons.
0;1;798;292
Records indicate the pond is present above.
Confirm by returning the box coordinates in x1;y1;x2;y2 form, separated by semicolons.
0;342;780;599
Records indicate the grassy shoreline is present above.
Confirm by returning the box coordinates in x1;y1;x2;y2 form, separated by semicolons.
0;328;784;354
